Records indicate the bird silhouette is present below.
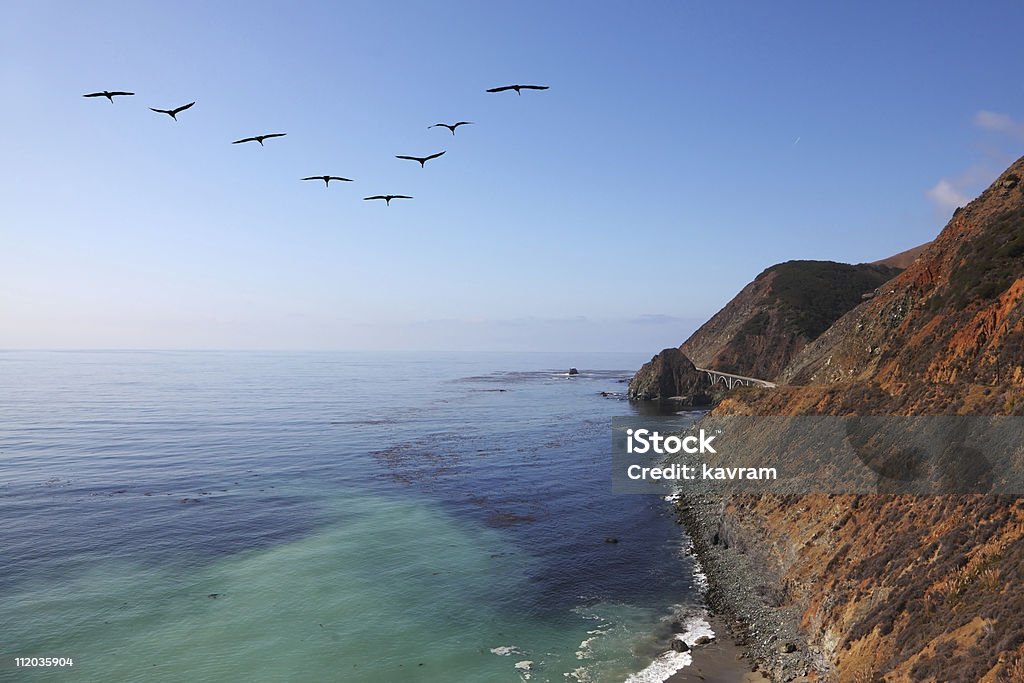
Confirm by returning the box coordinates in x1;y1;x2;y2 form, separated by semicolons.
232;133;287;146
302;176;353;187
83;90;134;103
485;85;548;95
363;195;412;206
149;101;196;121
395;151;445;168
428;121;473;135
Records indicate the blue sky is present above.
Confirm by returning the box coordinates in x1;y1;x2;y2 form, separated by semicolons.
2;1;1023;351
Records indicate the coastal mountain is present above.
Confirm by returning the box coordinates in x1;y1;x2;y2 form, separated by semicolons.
674;156;1024;681
680;260;901;381
772;162;1024;410
871;241;931;269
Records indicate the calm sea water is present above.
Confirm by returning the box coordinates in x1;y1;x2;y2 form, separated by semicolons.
0;351;708;682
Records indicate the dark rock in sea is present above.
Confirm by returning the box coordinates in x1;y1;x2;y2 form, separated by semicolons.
694;635;714;646
671;639;690;653
568;367;579;375
604;536;619;544
627;348;711;402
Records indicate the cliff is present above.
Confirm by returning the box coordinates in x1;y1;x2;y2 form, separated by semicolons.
680;261;901;382
776;163;1024;408
627;348;711;402
670;157;1024;681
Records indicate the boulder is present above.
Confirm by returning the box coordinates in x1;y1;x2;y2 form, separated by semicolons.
627;348;711;402
568;367;579;375
671;639;690;653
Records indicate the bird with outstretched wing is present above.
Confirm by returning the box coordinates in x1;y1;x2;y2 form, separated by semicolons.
363;195;412;206
485;84;548;95
83;90;135;103
150;101;196;121
394;151;446;168
232;133;287;146
429;121;473;135
302;176;354;187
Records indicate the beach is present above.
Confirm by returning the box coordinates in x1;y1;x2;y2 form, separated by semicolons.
668;616;770;682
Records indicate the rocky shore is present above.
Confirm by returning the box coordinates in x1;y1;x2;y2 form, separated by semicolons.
667;614;771;683
673;492;823;682
631;158;1024;679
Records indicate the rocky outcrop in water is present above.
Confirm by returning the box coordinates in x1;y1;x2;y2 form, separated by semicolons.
627;348;711;403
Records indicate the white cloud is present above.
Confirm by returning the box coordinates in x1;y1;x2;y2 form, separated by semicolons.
924;126;1016;213
925;179;969;212
973;110;1024;139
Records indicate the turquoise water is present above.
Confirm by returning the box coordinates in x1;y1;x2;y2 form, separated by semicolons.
0;352;708;682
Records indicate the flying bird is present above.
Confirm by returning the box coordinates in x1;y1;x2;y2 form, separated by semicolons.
231;133;287;146
83;90;134;103
363;195;412;206
485;84;548;95
428;121;473;135
302;175;353;187
149;101;196;121
395;151;445;168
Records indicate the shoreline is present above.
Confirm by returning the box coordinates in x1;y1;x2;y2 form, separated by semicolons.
666;614;770;683
673;492;822;682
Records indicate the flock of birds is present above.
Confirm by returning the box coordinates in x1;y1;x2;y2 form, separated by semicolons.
82;84;550;205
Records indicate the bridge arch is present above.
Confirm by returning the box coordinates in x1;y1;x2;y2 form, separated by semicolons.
699;368;776;390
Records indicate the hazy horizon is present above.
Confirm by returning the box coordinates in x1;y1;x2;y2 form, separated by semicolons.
4;1;1023;351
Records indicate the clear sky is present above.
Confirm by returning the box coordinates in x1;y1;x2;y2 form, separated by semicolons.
3;1;1023;352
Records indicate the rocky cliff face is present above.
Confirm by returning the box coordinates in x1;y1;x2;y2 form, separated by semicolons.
681;261;900;382
779;161;1024;409
679;157;1024;681
627;348;711;402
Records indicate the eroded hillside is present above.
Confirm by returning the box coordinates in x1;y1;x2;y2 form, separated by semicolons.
681;261;900;382
675;157;1024;681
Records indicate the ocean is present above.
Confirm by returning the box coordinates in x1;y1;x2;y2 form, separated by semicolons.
0;351;710;682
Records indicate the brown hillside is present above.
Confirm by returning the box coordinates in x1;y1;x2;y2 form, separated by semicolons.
680;261;900;381
872;242;931;269
779;159;1024;404
676;156;1024;682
